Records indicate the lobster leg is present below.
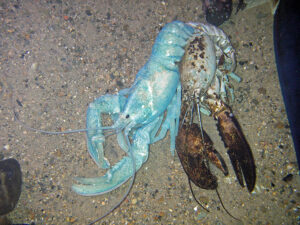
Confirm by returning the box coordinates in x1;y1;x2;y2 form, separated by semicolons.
210;100;256;192
151;83;182;156
205;74;256;192
176;123;228;190
86;93;128;169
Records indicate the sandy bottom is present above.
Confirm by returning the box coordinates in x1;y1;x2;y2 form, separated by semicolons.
0;0;298;224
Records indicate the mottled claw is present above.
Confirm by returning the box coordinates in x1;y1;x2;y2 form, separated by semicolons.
176;123;228;190
211;101;256;192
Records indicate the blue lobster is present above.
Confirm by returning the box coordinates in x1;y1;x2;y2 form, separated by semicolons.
72;21;196;195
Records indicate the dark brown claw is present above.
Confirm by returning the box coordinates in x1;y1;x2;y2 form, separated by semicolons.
213;102;256;192
176;123;228;190
175;106;243;221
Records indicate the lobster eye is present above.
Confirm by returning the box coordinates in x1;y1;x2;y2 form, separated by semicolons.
125;114;130;119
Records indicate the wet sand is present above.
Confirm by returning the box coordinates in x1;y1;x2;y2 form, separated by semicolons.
0;0;298;224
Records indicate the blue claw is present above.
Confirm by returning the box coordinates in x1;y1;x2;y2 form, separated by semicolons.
72;156;135;196
73;116;163;196
86;94;127;169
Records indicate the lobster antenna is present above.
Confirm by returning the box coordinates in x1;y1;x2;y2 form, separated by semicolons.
9;83;119;136
188;179;209;212
13;110;88;134
190;102;194;125
196;103;205;143
180;104;190;128
13;109;119;136
87;135;136;225
215;188;241;222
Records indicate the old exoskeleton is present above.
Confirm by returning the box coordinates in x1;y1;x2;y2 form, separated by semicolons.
176;22;256;219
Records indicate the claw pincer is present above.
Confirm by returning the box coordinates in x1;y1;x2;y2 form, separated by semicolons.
179;22;256;192
207;98;256;192
176;121;228;190
72;21;195;196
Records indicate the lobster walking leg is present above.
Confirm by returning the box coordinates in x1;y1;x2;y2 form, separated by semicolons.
151;83;182;155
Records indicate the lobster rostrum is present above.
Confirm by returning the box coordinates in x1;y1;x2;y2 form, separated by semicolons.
177;22;256;193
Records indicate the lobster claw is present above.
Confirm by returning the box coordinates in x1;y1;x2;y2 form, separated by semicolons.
215;105;256;192
176;123;228;190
